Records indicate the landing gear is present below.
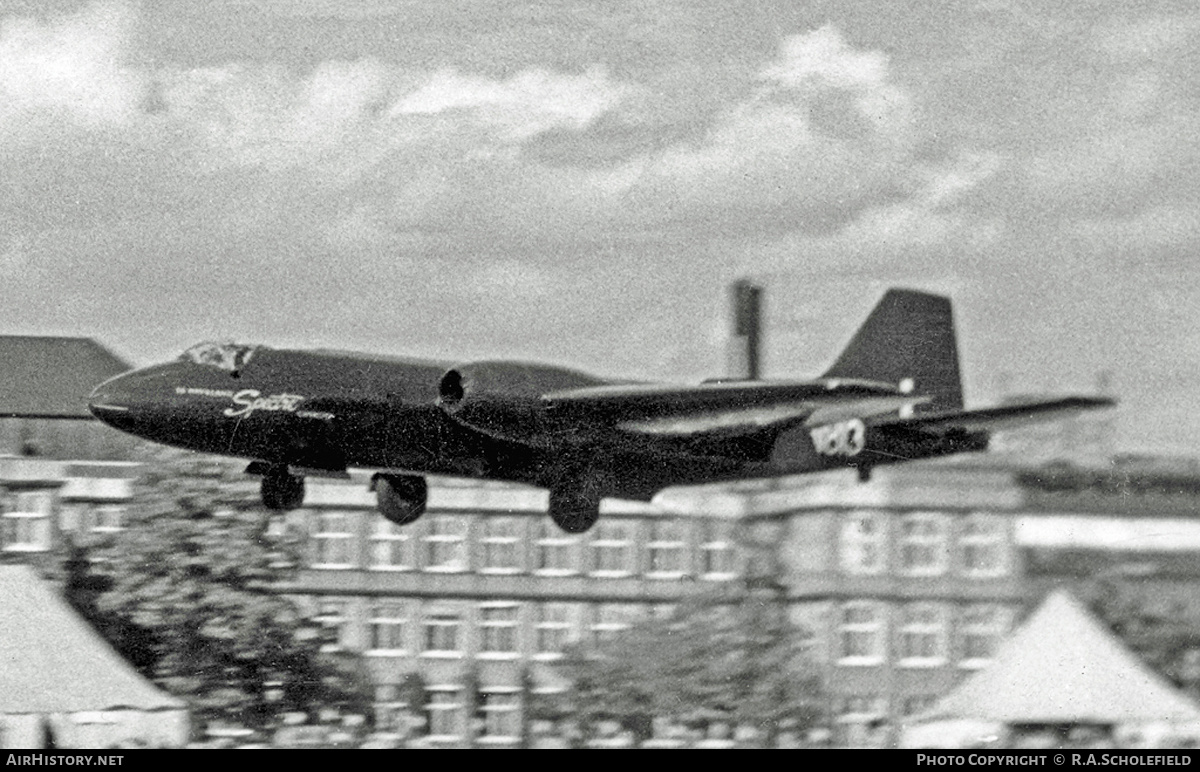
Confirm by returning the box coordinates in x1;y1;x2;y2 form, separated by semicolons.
549;468;614;535
857;464;873;482
373;474;428;526
261;468;305;510
548;486;601;534
547;464;611;534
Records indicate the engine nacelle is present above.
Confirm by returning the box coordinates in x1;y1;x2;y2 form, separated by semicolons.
437;361;608;441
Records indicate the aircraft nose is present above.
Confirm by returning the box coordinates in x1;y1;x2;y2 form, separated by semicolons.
88;374;136;427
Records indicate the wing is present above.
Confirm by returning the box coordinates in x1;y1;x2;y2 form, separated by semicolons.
868;395;1116;433
543;378;925;437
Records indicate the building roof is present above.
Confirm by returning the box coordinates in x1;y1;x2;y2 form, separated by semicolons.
918;589;1200;726
0;337;131;418
0;565;185;714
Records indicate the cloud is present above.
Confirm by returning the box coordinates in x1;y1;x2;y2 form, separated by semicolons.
392;66;630;142
581;26;924;239
0;1;146;139
1091;13;1200;63
1070;203;1200;253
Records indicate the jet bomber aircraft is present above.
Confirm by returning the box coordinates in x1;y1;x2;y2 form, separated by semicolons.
88;289;1113;533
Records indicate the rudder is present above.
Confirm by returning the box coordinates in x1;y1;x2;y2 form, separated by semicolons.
823;289;964;413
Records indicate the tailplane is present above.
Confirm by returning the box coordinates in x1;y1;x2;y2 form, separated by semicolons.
824;289;964;413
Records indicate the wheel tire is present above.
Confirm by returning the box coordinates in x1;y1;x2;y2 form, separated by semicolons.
376;475;428;526
262;471;305;510
548;487;601;534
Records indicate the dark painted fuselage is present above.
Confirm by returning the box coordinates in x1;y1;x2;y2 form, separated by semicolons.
91;348;476;473
88;345;916;501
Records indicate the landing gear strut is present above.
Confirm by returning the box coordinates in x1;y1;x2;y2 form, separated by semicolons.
261;467;305;510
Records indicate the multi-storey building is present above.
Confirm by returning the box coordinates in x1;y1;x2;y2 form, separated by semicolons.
285;474;745;746
662;464;1026;747
5;450;1200;747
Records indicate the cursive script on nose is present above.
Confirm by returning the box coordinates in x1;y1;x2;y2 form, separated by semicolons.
223;389;305;418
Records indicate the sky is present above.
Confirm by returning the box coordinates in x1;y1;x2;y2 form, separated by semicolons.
0;0;1197;455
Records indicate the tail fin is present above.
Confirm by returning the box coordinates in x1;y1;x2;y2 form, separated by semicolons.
824;289;964;413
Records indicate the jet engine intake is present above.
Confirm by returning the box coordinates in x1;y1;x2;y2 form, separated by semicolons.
437;362;607;442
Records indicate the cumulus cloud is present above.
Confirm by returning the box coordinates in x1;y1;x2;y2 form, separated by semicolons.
0;1;146;139
757;24;910;134
580;25;925;242
393;66;630;141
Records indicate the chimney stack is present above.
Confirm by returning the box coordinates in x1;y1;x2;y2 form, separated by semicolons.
727;279;763;380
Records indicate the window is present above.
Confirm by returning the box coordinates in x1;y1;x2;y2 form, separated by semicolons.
646;520;686;577
840;511;885;574
898;513;948;576
534;521;580;576
479;603;520;657
423;611;462;656
901;695;937;717
478;690;522;742
838;602;885;665
535;603;578;658
373;684;405;732
311;511;356;568
367;603;408;654
958;604;1010;668
649;603;677;620
426;687;465;739
480;518;521;573
898;603;947;666
590;603;641;646
63;503;124;535
698;519;736;579
314;600;348;652
836;695;887;722
590;520;634;576
423;516;467;572
179;341;258;371
369;519;413;570
1;490;53;552
960;514;1009;577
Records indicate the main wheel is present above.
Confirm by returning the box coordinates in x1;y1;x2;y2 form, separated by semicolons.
262;470;305;510
375;474;428;526
548;487;601;534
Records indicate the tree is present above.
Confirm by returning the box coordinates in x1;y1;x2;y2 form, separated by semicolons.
1087;578;1200;703
67;447;371;731
557;587;823;745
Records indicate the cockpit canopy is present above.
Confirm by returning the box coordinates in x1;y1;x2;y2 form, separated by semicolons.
179;342;259;372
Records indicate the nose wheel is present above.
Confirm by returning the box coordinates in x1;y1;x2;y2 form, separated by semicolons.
261;467;305;510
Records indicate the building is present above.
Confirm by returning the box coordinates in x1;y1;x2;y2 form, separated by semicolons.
0;337;139;461
4;445;1200;746
684;458;1200;747
286;474;745;746
0;564;189;748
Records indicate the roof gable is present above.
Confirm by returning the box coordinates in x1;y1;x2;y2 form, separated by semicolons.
0;337;131;417
921;590;1200;725
0;565;183;713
